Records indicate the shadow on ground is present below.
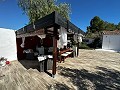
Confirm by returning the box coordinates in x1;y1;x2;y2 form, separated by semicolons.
48;83;70;90
19;60;40;71
58;66;120;90
19;60;70;90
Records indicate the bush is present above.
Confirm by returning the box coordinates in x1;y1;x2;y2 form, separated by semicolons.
79;42;90;49
88;37;102;49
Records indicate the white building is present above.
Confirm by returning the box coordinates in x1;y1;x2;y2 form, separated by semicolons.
102;30;120;51
0;28;17;61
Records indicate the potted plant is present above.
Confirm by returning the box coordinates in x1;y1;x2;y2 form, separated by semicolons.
0;57;7;67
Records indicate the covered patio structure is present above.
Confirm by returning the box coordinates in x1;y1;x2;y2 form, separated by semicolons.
16;11;84;77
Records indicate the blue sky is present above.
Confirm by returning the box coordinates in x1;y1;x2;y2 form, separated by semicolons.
0;0;120;32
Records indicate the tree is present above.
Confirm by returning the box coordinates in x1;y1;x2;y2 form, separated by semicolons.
104;22;116;31
117;22;120;30
89;16;105;33
18;0;71;23
86;26;90;33
86;16;119;48
87;16;118;34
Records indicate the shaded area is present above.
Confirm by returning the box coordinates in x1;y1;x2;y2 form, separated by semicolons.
19;60;40;71
0;61;51;90
19;60;54;77
48;83;70;90
58;66;120;90
18;60;70;89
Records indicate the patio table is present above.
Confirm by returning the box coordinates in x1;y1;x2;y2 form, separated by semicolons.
38;56;47;72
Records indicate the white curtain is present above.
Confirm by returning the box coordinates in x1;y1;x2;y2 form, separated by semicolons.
58;27;67;48
78;36;82;42
74;34;78;42
78;34;83;42
37;34;46;39
20;37;25;48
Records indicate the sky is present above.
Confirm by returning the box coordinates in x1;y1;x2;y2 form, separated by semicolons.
0;0;120;32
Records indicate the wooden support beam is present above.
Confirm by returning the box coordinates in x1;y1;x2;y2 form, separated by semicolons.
77;34;80;57
77;42;79;56
52;25;59;78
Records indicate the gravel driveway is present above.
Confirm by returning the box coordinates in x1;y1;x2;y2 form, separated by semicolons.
56;49;120;90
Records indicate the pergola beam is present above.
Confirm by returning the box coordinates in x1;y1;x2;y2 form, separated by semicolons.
16;11;85;36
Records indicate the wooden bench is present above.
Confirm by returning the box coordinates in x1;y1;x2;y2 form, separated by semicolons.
59;48;73;63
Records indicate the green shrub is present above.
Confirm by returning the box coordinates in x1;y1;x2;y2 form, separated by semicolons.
88;37;102;49
79;42;90;49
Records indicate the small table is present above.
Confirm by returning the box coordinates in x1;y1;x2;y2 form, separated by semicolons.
38;55;53;72
38;56;47;72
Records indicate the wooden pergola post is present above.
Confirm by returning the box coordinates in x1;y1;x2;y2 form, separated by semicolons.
52;25;59;78
77;34;79;57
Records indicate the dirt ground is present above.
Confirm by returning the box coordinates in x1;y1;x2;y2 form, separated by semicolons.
55;49;120;90
0;49;120;90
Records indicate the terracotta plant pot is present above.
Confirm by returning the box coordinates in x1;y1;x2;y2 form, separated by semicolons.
6;61;10;65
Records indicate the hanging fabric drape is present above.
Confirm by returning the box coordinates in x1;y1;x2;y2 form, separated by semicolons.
20;37;25;48
78;36;82;42
58;27;67;48
73;34;78;42
78;34;83;42
37;34;46;39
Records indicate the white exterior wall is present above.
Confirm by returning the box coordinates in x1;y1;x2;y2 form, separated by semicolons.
102;35;120;50
0;28;17;61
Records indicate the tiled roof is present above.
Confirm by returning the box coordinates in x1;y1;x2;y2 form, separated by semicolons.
103;30;120;35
